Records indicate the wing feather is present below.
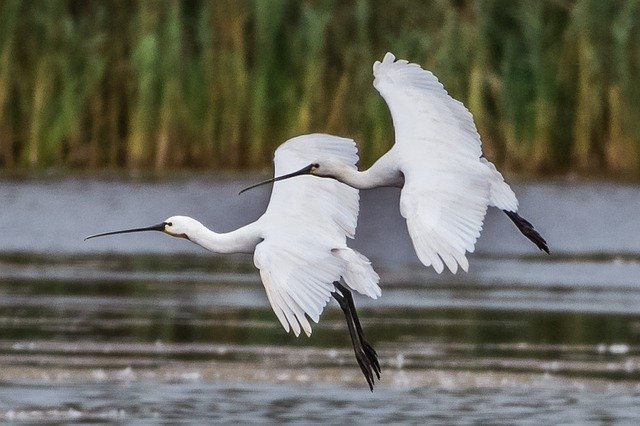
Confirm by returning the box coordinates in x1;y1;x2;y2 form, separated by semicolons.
480;157;518;212
374;53;492;273
254;134;380;336
373;52;482;159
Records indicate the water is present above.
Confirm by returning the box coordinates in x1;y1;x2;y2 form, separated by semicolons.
1;176;640;423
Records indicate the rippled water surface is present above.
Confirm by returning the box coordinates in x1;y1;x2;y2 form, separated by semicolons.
1;176;640;423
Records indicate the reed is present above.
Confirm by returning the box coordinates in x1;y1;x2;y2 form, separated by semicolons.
1;0;639;176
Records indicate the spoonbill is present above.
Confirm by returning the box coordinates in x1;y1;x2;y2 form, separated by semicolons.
242;52;548;274
86;134;382;390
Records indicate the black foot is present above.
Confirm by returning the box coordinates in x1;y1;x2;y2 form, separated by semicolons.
332;282;380;391
504;210;549;254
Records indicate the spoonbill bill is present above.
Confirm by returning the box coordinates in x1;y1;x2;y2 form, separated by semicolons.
243;53;549;274
86;134;381;390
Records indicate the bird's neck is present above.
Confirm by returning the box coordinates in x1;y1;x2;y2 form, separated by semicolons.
333;162;402;189
188;223;261;254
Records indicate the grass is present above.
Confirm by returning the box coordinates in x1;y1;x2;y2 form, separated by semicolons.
1;0;640;177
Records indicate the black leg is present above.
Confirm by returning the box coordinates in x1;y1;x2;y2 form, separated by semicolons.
334;282;381;377
332;290;375;391
332;282;380;391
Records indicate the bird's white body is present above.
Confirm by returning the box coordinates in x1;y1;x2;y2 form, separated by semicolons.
307;53;533;274
86;134;383;389
163;135;380;337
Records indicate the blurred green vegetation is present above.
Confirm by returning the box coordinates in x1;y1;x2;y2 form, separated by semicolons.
1;0;640;176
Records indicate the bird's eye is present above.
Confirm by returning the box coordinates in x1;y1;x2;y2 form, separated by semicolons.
166;222;173;227
312;163;319;169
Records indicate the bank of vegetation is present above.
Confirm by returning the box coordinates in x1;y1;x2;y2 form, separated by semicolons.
1;0;639;176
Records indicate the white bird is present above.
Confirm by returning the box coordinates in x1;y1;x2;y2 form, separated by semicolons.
242;53;549;274
86;134;382;390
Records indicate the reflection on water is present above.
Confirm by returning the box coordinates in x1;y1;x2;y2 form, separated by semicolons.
1;178;640;421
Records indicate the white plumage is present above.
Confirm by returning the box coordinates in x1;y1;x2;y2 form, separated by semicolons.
376;52;545;271
372;52;493;273
255;135;380;336
379;53;546;271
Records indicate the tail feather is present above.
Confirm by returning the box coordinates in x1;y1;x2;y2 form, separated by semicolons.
333;248;381;299
503;210;549;254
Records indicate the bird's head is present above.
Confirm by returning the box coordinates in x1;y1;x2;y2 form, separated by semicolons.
84;215;201;241
305;160;347;178
162;216;203;239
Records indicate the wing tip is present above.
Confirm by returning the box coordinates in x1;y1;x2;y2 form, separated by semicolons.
373;52;396;76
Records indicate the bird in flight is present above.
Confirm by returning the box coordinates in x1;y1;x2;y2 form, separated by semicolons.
242;52;549;274
86;134;382;390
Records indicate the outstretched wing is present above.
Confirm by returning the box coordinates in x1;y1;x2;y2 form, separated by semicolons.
254;134;378;336
265;134;360;238
374;52;491;273
373;52;482;158
399;165;489;273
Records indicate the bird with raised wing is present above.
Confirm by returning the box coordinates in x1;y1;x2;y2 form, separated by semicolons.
86;134;382;390
242;53;549;274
